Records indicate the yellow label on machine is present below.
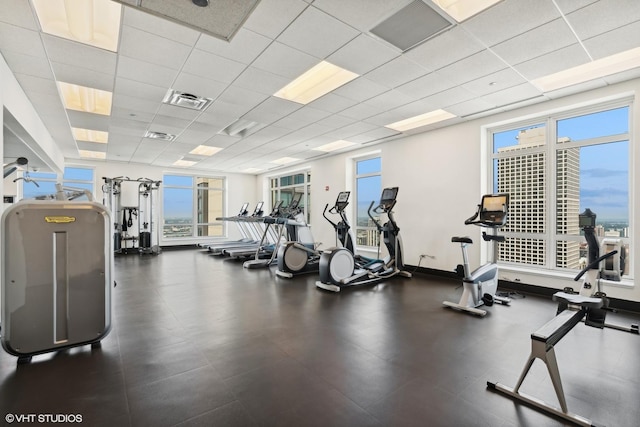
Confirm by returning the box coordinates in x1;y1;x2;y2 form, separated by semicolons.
45;216;76;223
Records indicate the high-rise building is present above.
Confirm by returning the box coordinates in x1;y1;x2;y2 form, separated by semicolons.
496;127;580;268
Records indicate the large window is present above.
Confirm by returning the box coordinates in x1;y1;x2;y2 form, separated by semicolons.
270;171;310;223
354;156;381;248
163;174;225;239
21;166;94;200
489;103;631;278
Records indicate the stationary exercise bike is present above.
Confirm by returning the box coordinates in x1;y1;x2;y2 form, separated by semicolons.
443;193;511;316
315;187;411;292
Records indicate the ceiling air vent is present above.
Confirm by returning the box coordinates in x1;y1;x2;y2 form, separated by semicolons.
144;130;176;141
162;89;213;111
370;0;453;52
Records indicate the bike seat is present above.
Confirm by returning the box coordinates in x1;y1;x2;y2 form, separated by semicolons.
452;236;472;244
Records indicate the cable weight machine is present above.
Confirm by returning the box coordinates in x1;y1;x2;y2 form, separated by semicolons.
102;177;161;255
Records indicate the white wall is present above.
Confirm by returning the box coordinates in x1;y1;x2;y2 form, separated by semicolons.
260;78;640;302
70;159;258;245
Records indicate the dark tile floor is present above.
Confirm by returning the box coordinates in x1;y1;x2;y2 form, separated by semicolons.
1;249;639;426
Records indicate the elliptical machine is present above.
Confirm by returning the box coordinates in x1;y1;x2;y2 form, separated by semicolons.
443;193;511;316
315;187;411;292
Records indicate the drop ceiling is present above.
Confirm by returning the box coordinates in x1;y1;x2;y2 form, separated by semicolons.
1;0;640;174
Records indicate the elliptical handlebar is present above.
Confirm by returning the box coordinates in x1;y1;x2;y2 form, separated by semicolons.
322;203;337;228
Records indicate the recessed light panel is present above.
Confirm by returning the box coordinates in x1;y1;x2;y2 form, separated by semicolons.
72;127;108;143
313;140;357;152
531;47;640;92
173;158;198;167
78;150;106;159
189;145;223;156
274;61;359;105
32;0;121;52
386;109;456;132
270;157;300;165
243;168;263;174
58;82;113;115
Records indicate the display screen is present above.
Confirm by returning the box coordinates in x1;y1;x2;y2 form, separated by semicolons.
337;191;350;203
482;194;508;212
254;201;264;213
239;202;249;215
380;187;398;204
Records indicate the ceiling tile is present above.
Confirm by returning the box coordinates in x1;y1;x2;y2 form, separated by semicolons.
566;0;640;40
119;25;193;70
116;55;178;87
0;22;46;57
43;34;117;74
446;98;499;118
348;126;399;143
122;6;200;46
395;70;457;99
307;93;359;113
332;77;388;102
156;104;200;121
461;68;527;97
277;6;359;58
512;43;591;80
363;89;414;110
51;62;114;92
554;0;599;14
242;97;301;125
438;50;507;86
243;0;309;39
1;51;53;80
114;77;167;102
14;74;59;97
312;0;412;32
482;83;544;108
405;26;483;72
364;55;429;89
420;86;476;109
233;66;292;95
196;28;271;64
582;20;640;59
338;102;385;121
252;41;319;79
182;49;247;83
67;110;111;132
463;0;560;47
273;106;332;130
490;18;577;66
327;34;400;76
0;0;39;29
112;92;161;113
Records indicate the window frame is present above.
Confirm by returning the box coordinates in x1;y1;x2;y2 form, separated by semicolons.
162;173;226;240
19;165;95;200
269;170;311;224
353;155;382;250
486;99;633;282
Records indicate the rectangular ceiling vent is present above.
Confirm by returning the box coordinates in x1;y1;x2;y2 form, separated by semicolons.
370;0;453;52
144;130;176;141
162;89;213;111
